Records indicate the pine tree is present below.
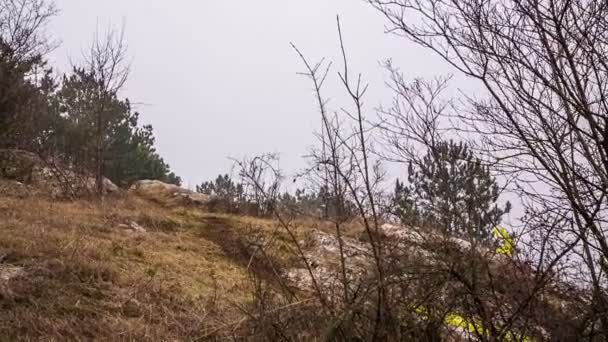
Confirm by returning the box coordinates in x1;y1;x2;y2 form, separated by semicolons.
0;42;54;150
53;68;181;187
393;140;510;241
0;0;56;150
197;174;244;213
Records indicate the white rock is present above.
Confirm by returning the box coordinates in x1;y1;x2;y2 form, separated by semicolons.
131;180;210;206
381;223;425;244
130;179;179;192
118;222;147;233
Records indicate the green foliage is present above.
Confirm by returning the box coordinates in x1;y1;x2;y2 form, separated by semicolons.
0;40;181;188
51;68;120;170
47;67;180;186
278;188;326;217
196;173;356;219
105;122;182;186
2;1;180;194
197;174;243;198
197;174;244;213
283;186;356;219
1;0;180;190
393;140;510;240
0;40;56;150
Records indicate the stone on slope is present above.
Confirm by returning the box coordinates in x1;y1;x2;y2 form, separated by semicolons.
0;149;119;198
130;179;211;206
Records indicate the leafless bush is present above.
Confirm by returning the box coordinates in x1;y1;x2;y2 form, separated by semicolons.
0;0;57;62
214;11;597;340
78;24;130;196
369;0;608;338
234;153;283;218
0;0;57;150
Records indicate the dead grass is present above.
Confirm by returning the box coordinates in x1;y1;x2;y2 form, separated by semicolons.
0;182;302;341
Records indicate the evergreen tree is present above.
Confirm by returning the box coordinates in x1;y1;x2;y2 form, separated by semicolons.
0;42;55;150
197;174;244;213
277;186;356;219
0;0;56;150
52;67;181;186
197;174;244;199
394;140;511;241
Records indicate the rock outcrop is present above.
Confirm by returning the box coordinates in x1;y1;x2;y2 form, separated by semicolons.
129;179;180;193
286;223;512;293
0;149;119;198
129;179;210;206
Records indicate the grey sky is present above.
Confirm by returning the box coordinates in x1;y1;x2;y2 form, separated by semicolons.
48;1;453;188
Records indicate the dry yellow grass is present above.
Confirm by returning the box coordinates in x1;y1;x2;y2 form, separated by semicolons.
0;181;298;341
0;182;562;341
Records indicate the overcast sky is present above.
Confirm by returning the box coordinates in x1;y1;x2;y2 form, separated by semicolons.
48;1;456;189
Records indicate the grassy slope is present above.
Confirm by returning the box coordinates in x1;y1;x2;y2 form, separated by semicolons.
0;181;295;341
0;182;572;341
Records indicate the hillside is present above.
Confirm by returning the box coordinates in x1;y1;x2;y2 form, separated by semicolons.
0;178;586;341
0;179;304;340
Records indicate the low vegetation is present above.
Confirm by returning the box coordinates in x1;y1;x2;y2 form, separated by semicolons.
0;181;290;340
2;0;608;340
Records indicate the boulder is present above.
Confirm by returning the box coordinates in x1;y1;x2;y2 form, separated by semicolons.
78;175;120;196
118;221;147;233
130;179;180;193
0;149;119;198
103;177;120;193
0;149;38;183
173;191;210;206
130;180;211;207
36;168;119;198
